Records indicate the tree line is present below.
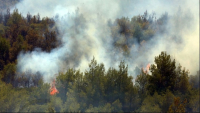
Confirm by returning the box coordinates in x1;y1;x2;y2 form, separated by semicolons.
0;9;199;112
0;52;199;112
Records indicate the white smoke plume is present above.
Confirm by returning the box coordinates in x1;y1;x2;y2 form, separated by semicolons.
13;0;199;82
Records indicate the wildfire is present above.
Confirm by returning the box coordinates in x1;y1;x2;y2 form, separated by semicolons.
146;63;150;72
50;79;59;95
143;63;151;74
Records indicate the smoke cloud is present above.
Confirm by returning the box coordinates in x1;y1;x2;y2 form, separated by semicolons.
13;0;199;82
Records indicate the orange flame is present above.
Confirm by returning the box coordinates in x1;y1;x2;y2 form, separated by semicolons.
143;63;151;74
50;79;59;95
146;63;150;72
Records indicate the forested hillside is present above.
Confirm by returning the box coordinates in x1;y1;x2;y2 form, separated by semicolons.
0;8;199;112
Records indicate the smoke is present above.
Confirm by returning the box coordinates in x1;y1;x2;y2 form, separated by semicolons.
13;0;199;82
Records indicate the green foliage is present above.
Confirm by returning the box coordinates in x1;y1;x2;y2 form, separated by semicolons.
1;63;16;84
135;69;149;99
177;68;190;94
0;36;10;70
62;88;80;112
0;24;5;35
168;97;187;113
85;103;112;112
189;72;199;89
148;51;177;94
9;35;28;62
0;9;198;112
48;96;63;112
0;80;29;112
27;104;49;112
110;10;157;55
111;99;123;112
139;92;162;112
84;57;106;107
161;89;175;112
56;68;76;101
0;8;58;70
0;53;198;112
7;9;22;26
188;91;199;112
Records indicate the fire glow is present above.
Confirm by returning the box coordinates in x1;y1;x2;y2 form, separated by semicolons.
143;63;151;74
50;79;59;95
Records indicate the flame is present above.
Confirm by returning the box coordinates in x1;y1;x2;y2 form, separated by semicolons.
146;63;150;72
50;87;59;95
50;79;59;95
143;63;151;74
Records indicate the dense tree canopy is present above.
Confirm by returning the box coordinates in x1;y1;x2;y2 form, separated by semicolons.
0;8;199;112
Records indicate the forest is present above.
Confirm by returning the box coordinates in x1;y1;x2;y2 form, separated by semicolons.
0;3;199;112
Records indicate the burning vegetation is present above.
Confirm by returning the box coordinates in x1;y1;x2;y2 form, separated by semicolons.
0;0;199;112
50;79;59;95
142;63;151;74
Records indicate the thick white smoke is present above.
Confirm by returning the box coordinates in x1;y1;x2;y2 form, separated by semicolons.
13;0;199;82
